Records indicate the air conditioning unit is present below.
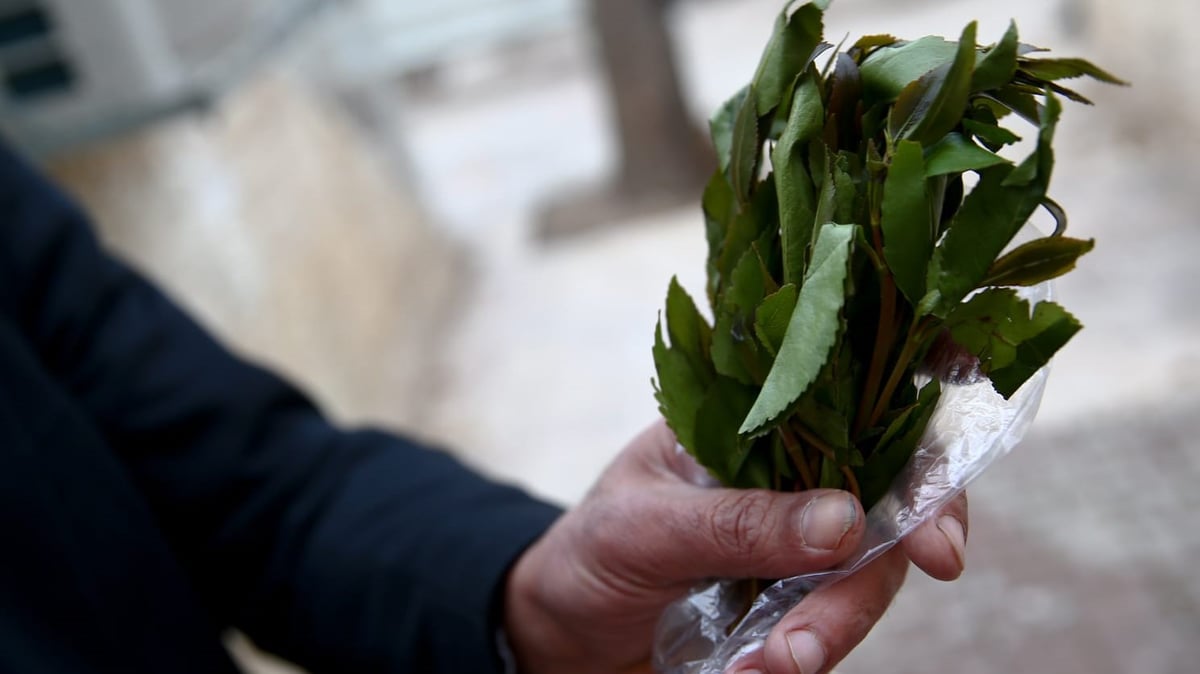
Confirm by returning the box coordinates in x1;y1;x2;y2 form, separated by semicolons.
0;0;319;157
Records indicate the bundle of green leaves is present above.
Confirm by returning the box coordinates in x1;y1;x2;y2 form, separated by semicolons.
652;0;1123;509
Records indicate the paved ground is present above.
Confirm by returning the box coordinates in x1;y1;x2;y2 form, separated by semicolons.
45;0;1200;672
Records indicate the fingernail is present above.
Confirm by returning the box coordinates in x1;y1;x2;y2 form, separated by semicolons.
786;629;826;674
799;493;857;550
938;515;966;569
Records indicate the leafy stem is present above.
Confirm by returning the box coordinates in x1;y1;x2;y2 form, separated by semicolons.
854;165;898;440
854;244;898;439
856;235;885;271
841;466;862;501
778;424;816;491
792;420;863;501
868;317;934;428
792;421;835;461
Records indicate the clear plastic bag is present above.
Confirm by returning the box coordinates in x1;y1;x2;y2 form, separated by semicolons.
652;283;1053;674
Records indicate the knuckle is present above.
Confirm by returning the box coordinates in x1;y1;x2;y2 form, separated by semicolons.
586;496;629;542
707;490;774;559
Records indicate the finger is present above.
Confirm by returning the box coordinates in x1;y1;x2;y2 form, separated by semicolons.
731;548;909;674
613;419;739;488
901;491;968;581
609;419;701;486
620;486;865;582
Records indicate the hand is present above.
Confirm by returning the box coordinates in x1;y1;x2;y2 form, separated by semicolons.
503;420;969;674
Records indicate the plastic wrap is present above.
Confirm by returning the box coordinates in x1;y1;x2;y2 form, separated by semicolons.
653;283;1053;674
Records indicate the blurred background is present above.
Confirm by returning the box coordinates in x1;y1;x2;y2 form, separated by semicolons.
3;0;1197;672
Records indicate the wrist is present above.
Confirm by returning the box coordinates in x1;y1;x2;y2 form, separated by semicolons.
501;538;577;674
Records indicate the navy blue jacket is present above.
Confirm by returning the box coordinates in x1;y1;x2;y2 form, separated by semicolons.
0;144;561;673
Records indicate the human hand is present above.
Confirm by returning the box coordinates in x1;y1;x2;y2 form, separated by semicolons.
503;420;968;674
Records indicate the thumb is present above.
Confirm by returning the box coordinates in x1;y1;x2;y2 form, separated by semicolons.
631;487;864;582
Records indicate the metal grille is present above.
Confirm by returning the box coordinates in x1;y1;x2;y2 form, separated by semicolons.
0;0;318;157
0;1;75;103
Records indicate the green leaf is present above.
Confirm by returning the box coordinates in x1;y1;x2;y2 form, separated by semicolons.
971;97;1014;123
812;152;838;234
801;401;854;464
962;118;1022;149
983;236;1095;287
924;166;1033;314
710;85;750;175
768;38;830;137
755;284;799;357
972;21;1019;92
692;375;761;484
988;301;1081;397
944;289;1023;369
873;383;935;452
812;151;856;240
711;313;753;385
771;434;794;481
750;238;781;293
712;249;768;385
881;140;933;305
718;174;779;278
924;132;1011;177
858;381;941;508
825;53;863;151
793;340;855;460
730;84;762;205
928;172;954;236
702;170;737;241
925;92;1061;316
702;170;737;302
732;447;775;490
807;138;827;193
1041;80;1094;105
753;1;825;115
860;36;959;103
1006;91;1061;187
769;71;800;141
740;223;857;435
666;277;713;365
831;152;858;224
1018;57;1128;85
811;149;859;238
887;68;938;142
774;71;823;285
888;22;977;145
986;86;1043;125
944;289;1081;397
852;34;900;55
652;318;707;452
818;456;844;489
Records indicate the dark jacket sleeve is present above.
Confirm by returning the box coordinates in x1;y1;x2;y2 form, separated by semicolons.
0;144;562;673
